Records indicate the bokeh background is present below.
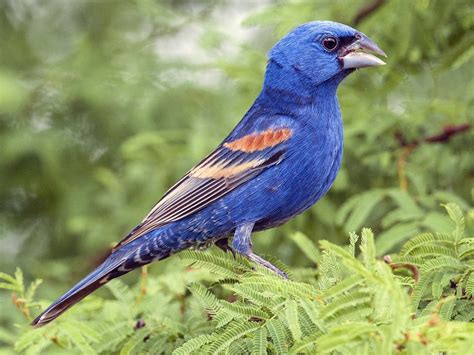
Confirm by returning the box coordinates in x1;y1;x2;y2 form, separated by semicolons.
1;0;472;336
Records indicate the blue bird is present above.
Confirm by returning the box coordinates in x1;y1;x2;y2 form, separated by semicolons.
32;21;385;327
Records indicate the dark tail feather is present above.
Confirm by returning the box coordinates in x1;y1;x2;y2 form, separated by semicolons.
31;258;127;328
32;233;172;327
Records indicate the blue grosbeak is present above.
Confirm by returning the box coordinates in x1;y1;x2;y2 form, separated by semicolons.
32;21;385;327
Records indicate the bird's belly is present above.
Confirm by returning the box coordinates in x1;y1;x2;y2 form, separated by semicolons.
242;143;343;229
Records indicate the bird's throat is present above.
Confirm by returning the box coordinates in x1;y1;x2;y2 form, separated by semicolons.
259;59;347;110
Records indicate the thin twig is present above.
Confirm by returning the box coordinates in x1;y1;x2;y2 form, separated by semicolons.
394;123;470;190
395;123;470;148
383;255;419;282
353;0;386;25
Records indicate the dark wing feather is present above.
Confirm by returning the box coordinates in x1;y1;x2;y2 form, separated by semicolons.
113;128;292;250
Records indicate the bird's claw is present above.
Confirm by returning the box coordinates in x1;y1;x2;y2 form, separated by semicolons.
215;238;234;255
248;253;288;279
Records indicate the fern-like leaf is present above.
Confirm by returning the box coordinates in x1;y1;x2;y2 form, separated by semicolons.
172;334;212;355
465;272;474;297
285;300;301;342
251;326;268;355
266;319;289;355
220;300;270;320
299;299;325;333
232;283;277;308
443;203;465;241
106;279;135;305
360;228;376;270
420;256;464;274
315;322;379;354
438;296;457;321
119;327;149;355
188;282;221;316
291;232;320;264
320;290;371;321
205;321;261;355
400;232;454;256
411;271;435;312
179;249;250;278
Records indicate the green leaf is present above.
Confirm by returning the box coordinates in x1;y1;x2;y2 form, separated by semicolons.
179;249;250;278
411;271;435;312
299;300;325;333
432;271;457;299
319;241;374;281
387;189;423;216
290;232;320;264
375;222;420;256
266;319;289;355
60;322;97;355
320;291;372;321
172;335;212;355
119;327;149;355
465;273;474;297
319;275;363;300
251;326;267;355
349;232;360;256
106;279;135;305
400;232;454;256
360;228;376;270
14;268;24;295
220;300;270;320
438;296;457;321
420;256;465;274
188;283;221;315
316;322;379;354
0;272;18;285
206;321;261;355
341;190;385;233
285;300;302;342
442;203;465;240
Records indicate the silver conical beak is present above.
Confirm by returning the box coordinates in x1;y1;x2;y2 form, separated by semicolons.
340;33;386;69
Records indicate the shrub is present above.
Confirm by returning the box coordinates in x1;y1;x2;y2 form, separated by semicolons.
1;203;472;354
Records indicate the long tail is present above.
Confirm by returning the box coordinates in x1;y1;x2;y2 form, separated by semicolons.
31;237;170;327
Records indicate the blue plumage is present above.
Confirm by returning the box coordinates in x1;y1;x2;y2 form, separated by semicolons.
32;21;385;327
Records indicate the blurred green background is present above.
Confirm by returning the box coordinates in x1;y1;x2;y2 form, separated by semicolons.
0;0;472;330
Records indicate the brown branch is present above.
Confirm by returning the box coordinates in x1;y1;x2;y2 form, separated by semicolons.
395;123;470;148
136;265;148;304
424;123;471;143
397;146;415;191
353;0;386;25
394;123;470;190
383;255;420;282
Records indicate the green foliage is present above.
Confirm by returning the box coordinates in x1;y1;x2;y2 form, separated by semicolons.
1;0;473;353
1;204;473;354
0;268;42;321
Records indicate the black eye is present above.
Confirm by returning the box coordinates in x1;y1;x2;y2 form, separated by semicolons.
322;36;338;51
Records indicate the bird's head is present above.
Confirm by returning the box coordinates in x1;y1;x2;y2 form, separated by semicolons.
266;21;386;91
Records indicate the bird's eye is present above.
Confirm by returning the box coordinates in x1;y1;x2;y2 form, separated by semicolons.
322;36;338;51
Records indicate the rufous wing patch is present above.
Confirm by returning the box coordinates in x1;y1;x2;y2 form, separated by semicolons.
223;128;292;153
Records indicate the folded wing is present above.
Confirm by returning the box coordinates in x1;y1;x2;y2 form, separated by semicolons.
113;127;293;250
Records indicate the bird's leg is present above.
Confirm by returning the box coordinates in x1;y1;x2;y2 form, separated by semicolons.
231;222;288;279
215;237;232;254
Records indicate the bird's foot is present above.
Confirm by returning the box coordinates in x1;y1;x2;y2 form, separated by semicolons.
215;238;233;254
247;253;288;279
